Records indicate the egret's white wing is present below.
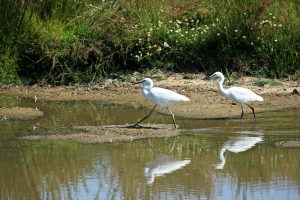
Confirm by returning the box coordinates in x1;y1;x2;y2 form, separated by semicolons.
227;87;263;104
148;87;190;107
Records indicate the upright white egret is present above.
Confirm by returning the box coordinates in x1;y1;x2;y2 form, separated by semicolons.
144;155;191;184
215;136;263;170
133;78;190;129
210;72;263;118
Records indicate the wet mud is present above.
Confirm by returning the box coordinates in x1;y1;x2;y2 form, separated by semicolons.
19;124;181;143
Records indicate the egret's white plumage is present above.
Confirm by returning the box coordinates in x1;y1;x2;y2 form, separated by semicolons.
210;72;263;118
215;136;263;170
134;78;190;129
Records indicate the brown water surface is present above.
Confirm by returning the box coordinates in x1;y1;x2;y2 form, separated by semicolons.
0;96;300;199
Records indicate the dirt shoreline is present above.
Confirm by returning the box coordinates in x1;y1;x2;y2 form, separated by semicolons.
1;73;299;119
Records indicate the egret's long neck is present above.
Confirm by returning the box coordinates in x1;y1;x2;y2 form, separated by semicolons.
142;82;153;97
218;76;228;96
216;148;226;169
142;87;150;97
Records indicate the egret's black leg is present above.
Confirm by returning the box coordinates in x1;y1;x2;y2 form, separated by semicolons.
167;107;177;130
133;105;157;127
240;105;244;119
247;104;256;118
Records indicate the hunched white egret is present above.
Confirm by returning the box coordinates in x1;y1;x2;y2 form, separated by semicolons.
133;78;190;129
215;136;263;170
210;72;263;118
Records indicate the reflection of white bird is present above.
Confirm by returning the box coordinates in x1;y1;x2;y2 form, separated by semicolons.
34;95;38;102
134;78;190;129
210;72;263;118
144;155;191;184
215;136;263;170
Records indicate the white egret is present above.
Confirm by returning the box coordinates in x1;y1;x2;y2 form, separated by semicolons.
215;136;263;170
210;72;263;118
134;78;190;129
144;155;191;184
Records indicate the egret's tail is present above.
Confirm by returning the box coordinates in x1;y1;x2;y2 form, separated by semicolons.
256;95;263;101
181;95;190;102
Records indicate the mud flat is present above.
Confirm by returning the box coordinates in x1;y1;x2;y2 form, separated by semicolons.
19;124;182;143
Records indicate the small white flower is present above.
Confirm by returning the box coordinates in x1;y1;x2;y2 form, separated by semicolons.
176;20;182;24
217;33;220;36
242;35;246;39
235;29;238;32
163;42;170;48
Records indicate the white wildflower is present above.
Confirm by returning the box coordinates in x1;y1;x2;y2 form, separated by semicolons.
163;42;170;48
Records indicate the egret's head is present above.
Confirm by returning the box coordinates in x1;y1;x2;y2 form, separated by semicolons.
134;78;154;88
209;72;224;80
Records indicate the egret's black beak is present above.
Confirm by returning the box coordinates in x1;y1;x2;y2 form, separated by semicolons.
203;76;210;80
204;75;214;80
133;80;143;85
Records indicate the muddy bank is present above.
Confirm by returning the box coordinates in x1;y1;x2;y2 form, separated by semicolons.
19;124;181;144
1;73;299;119
0;107;43;120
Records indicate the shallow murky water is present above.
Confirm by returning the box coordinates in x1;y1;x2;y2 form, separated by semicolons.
1;96;300;200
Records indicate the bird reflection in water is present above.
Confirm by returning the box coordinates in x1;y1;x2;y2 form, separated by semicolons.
144;155;191;184
215;136;263;170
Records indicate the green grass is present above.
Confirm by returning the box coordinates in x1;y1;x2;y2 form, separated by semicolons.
0;0;299;84
254;79;283;87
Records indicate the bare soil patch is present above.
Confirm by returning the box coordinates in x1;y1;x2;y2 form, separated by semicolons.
19;124;181;143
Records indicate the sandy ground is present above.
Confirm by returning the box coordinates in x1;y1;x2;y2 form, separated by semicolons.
1;72;300;143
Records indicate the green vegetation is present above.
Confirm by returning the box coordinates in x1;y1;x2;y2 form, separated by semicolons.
254;78;283;87
0;0;299;84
